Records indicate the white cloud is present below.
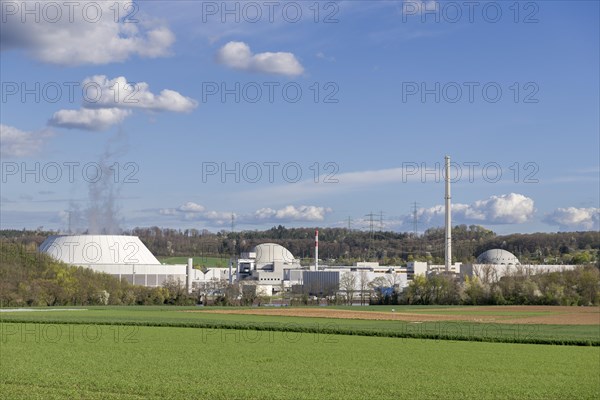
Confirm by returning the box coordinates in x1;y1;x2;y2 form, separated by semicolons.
49;75;197;131
158;203;331;225
178;202;205;213
402;193;535;227
48;108;131;131
0;124;51;157
316;51;335;62
253;205;332;222
543;207;599;231
462;193;535;224
1;0;175;65
216;41;304;77
82;75;197;112
159;202;225;222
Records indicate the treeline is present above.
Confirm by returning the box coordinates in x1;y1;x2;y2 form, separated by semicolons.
1;225;598;266
0;241;194;307
137;225;599;265
373;267;600;306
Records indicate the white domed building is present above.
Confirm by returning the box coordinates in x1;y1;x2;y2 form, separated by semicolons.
39;235;229;290
463;248;577;283
237;243;301;287
476;249;520;265
40;235;161;265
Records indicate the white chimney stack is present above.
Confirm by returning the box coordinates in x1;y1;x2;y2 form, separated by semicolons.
186;258;193;293
315;229;319;271
444;155;452;273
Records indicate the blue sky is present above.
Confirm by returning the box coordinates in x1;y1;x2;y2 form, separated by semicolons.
1;0;598;234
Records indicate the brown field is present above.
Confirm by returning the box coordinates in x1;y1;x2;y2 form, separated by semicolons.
197;306;600;325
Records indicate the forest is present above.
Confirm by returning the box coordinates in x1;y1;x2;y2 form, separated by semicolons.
2;225;597;266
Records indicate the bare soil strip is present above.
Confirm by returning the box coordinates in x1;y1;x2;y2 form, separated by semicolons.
192;306;600;325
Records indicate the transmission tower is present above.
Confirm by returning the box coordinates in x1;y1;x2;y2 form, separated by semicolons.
365;212;377;259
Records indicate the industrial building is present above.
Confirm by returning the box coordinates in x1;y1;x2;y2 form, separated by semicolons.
234;244;408;297
39;235;227;293
38;235;410;297
38;156;579;298
39;235;578;298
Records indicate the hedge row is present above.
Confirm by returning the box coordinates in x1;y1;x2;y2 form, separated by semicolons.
1;318;598;346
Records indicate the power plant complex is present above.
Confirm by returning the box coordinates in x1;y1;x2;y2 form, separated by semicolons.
39;156;578;298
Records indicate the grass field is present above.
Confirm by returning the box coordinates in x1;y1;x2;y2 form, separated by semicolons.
1;306;599;399
157;256;230;267
2;306;598;345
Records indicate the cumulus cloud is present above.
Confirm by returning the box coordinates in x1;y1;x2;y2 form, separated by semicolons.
253;205;332;222
543;207;599;231
0;124;51;157
49;75;197;130
458;193;535;224
48;108;131;131
1;0;175;65
216;41;304;77
159;202;224;222
403;193;535;227
81;75;197;112
178;202;206;213
158;203;332;225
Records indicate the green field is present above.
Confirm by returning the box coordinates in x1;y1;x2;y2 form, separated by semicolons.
1;306;598;399
1;323;598;399
1;306;598;345
157;256;230;267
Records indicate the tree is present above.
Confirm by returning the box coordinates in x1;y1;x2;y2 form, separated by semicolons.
462;275;486;305
339;272;357;305
369;276;391;304
358;270;370;305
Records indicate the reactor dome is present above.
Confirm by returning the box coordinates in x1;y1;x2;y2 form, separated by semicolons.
476;249;520;265
39;235;161;265
253;243;297;266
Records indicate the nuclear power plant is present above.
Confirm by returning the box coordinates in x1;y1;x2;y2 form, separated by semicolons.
38;156;578;298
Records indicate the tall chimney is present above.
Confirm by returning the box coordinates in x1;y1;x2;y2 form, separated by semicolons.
186;258;193;294
444;156;452;273
315;229;319;271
